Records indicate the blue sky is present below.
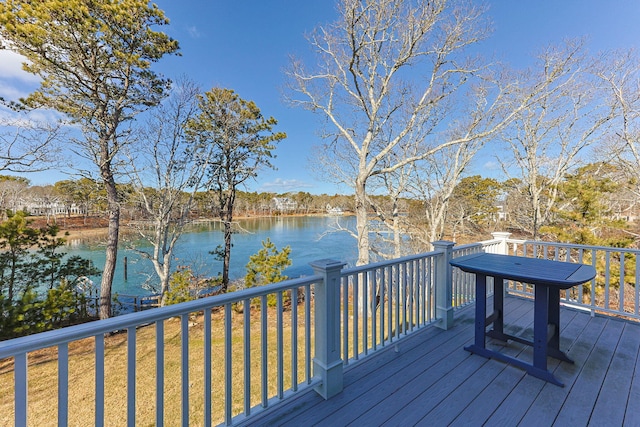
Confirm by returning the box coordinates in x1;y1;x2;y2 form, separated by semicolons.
1;0;640;194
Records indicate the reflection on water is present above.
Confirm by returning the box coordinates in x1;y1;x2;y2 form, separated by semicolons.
65;215;358;296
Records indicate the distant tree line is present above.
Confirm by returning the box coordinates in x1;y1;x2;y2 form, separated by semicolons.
0;176;356;221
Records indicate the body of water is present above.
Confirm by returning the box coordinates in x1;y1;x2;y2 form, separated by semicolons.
65;215;358;296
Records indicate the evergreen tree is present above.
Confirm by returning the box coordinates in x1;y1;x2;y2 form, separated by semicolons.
0;0;179;319
245;238;292;288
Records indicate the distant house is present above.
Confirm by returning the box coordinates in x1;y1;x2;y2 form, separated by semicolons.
494;205;508;221
21;197;84;216
326;204;344;215
272;197;297;212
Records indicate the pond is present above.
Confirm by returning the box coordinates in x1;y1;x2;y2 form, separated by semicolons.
65;215;359;296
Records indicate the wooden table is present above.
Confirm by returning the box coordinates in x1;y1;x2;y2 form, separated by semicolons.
450;252;596;386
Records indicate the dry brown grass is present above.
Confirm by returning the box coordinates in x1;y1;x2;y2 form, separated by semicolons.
0;290;412;426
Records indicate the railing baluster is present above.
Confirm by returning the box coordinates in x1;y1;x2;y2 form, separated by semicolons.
58;343;69;426
605;251;611;309
423;258;428;322
394;263;400;340
620;252;626;313
427;258;436;321
591;249;597;316
261;295;268;408
305;284;312;384
204;308;212;426
408;261;414;332
224;304;232;425
15;353;27;427
636;255;640;316
414;260;420;327
381;267;386;346
577;248;585;303
342;275;349;363
181;314;189;426
424;258;429;323
95;334;104;427
243;300;251;415
291;288;298;390
420;258;425;324
156;320;164;427
353;274;359;361
127;326;136;427
369;269;374;353
277;291;284;400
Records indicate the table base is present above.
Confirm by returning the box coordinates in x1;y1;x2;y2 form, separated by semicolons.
467;273;572;387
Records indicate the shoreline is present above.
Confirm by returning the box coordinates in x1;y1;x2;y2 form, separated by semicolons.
57;213;350;241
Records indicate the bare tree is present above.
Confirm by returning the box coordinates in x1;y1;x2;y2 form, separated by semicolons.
406;139;480;248
0;175;30;219
0;115;63;173
287;0;529;265
498;41;616;239
596;49;640;212
124;79;217;305
370;162;413;260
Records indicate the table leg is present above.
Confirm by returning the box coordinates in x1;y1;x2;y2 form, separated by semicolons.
486;275;508;342
467;273;487;351
547;287;574;364
533;284;549;371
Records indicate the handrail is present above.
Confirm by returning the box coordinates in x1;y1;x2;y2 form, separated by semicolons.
501;236;640;321
0;275;322;358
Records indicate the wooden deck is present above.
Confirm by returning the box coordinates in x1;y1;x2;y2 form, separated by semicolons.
244;295;640;426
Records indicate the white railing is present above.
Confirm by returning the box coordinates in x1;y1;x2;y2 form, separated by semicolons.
448;232;510;310
2;232;638;426
0;274;324;427
502;237;640;321
338;251;439;366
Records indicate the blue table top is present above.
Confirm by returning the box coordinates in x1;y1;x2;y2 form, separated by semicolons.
450;253;596;289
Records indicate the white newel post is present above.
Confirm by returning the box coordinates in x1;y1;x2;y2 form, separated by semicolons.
433;240;455;330
491;232;512;255
310;259;346;400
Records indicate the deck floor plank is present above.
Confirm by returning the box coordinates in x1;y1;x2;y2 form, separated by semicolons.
335;323;482;425
243;297;640;427
288;322;473;425
553;317;625;426
480;308;587;427
516;314;609;426
371;298;536;426
259;312;473;426
581;320;640;426
417;300;542;426
624;338;640;427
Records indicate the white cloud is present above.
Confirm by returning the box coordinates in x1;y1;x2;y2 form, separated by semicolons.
0;81;25;101
0;50;40;102
186;25;202;39
0;50;38;82
260;178;314;192
483;160;499;170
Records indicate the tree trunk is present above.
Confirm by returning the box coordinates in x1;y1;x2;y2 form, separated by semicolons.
355;176;370;266
99;169;120;320
221;213;232;292
159;257;171;307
